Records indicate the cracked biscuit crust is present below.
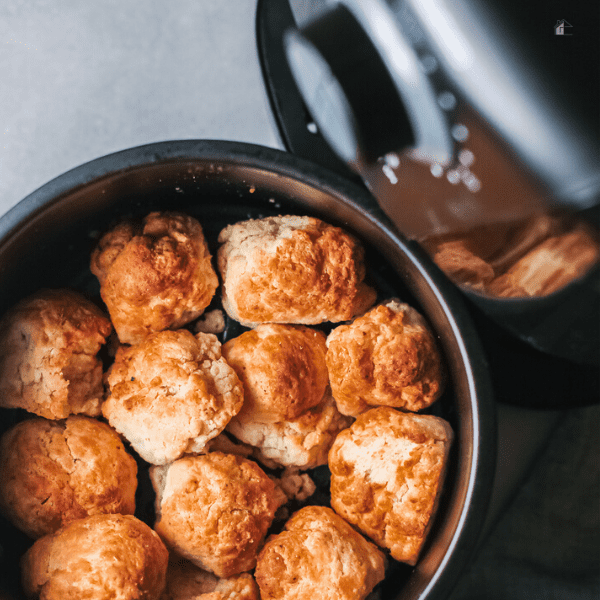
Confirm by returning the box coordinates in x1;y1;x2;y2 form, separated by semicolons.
90;212;219;345
326;299;445;416
255;505;386;600
21;514;168;600
161;555;260;600
103;330;243;466
328;407;453;565
222;324;329;423
227;394;352;470
217;216;377;327
223;323;351;469
150;453;287;579
0;416;137;539
0;289;112;419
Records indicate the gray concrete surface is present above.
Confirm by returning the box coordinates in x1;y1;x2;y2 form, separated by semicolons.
0;0;280;214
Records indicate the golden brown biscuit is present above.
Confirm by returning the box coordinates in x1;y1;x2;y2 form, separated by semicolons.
328;407;453;565
0;416;137;539
222;324;351;468
0;289;112;419
161;555;260;600
150;452;287;578
227;394;352;470
222;324;329;423
255;505;386;600
217;215;376;327
103;330;243;465
21;513;168;600
90;212;219;345
326;299;445;416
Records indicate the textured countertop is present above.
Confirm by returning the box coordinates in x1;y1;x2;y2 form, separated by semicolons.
1;2;598;599
0;0;279;215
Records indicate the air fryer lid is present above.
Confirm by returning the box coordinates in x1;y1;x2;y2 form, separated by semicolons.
257;0;600;369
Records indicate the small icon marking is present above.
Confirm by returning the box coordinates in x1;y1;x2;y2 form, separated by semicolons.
555;20;573;36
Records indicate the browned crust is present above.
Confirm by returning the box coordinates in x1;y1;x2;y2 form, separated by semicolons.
255;505;386;600
21;514;168;600
222;324;329;423
161;555;260;600
103;330;243;465
217;216;377;326
326;300;445;416
0;416;137;539
151;453;287;579
328;407;453;565
90;212;218;344
0;289;112;419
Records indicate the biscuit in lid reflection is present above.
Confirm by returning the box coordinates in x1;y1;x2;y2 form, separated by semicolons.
423;212;599;298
